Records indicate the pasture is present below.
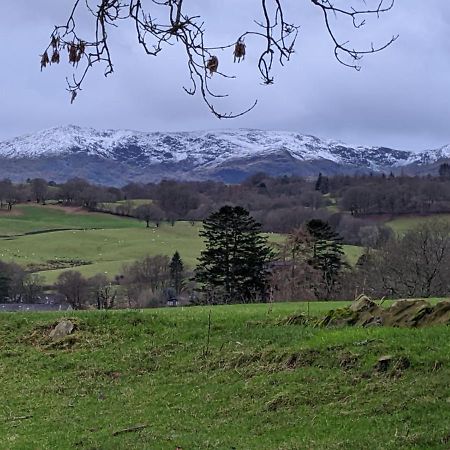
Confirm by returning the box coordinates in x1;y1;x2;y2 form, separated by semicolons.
0;205;284;283
0;205;360;284
386;214;450;234
0;205;203;283
0;204;141;237
0;301;449;449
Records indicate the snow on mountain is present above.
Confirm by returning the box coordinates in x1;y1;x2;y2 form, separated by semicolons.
405;144;450;166
0;125;409;166
0;125;449;184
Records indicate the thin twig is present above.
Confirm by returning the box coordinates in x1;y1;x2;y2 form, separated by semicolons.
42;1;396;117
112;424;148;436
203;308;212;358
4;415;33;422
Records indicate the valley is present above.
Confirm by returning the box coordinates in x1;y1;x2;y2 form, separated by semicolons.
3;2;450;448
0;204;357;284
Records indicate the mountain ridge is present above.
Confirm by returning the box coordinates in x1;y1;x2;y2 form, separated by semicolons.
1;125;449;185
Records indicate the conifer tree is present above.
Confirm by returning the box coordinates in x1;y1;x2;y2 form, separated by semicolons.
315;173;323;191
315;172;329;194
195;206;273;304
169;251;184;295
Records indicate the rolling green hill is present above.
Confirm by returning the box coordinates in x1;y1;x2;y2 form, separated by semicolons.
386;214;450;234
0;205;284;283
0;205;204;283
5;205;435;284
0;204;141;237
1;302;449;449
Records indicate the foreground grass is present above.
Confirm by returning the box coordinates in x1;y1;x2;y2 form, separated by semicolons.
1;302;449;449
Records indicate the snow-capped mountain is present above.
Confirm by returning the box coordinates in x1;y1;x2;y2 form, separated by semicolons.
0;125;449;185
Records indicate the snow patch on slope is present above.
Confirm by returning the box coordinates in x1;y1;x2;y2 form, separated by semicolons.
0;125;449;171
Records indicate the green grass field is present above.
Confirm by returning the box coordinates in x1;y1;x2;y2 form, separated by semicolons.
0;206;205;283
386;214;450;234
1;302;449;449
0;205;286;283
0;204;141;237
342;245;364;265
0;205;362;284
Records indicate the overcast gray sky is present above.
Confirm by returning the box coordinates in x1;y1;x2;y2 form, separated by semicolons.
1;1;449;151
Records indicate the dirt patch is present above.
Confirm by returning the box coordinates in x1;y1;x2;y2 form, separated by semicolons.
320;296;450;328
26;258;92;273
213;348;332;374
44;205;91;215
264;393;297;411
338;352;360;370
0;208;24;217
277;312;309;326
373;354;411;378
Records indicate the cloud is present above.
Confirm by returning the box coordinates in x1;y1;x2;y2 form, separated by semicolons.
1;0;449;151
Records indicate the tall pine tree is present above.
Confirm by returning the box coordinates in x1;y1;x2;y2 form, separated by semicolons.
169;251;184;295
195;206;273;304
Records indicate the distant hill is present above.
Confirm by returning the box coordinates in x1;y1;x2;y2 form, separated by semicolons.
1;125;449;185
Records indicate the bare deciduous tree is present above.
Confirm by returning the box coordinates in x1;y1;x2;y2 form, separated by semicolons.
55;270;89;309
120;255;171;307
30;178;48;205
0;179;19;211
135;203;165;228
358;221;450;298
41;0;397;117
88;273;117;309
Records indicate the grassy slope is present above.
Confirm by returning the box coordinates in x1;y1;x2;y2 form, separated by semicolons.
1;223;205;284
0;205;141;237
1;302;449;449
386;214;450;234
0;205;285;283
342;245;364;265
0;205;201;282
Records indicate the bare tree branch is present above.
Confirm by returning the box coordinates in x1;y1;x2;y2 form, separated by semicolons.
41;0;396;117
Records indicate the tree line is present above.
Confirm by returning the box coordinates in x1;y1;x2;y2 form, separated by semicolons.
1;204;450;307
2;168;450;244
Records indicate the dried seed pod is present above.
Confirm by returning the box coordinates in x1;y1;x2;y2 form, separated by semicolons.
51;36;60;50
234;40;246;62
40;51;50;71
51;49;60;64
68;43;78;64
206;56;219;75
70;90;77;104
77;41;86;61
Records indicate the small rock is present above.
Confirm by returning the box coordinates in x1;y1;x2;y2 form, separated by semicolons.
350;296;379;313
364;316;384;327
49;320;75;340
